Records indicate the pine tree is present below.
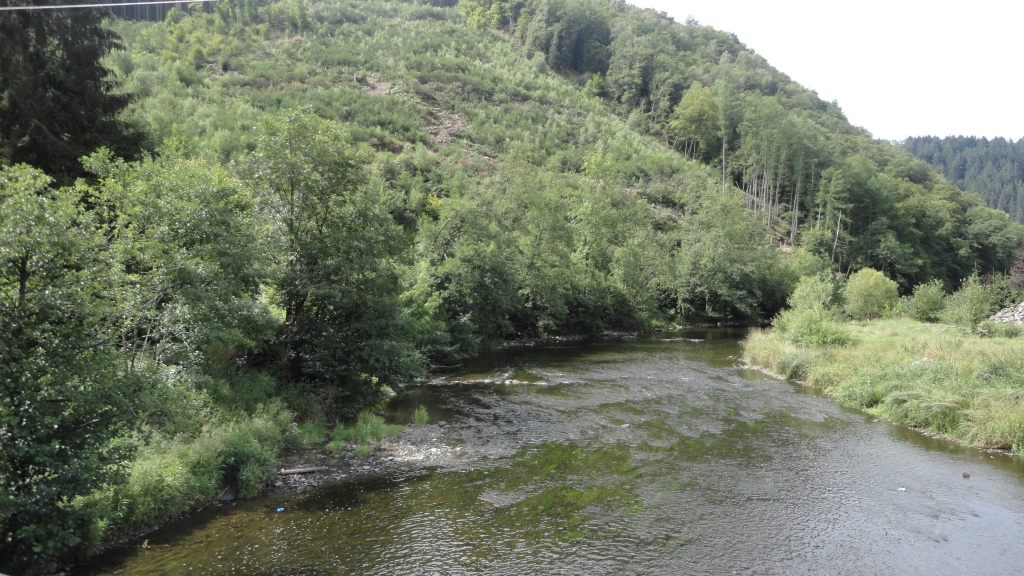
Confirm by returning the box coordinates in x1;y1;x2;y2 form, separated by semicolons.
0;1;143;184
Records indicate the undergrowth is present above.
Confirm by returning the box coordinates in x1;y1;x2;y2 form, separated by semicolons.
81;402;300;552
327;411;405;454
743;319;1024;455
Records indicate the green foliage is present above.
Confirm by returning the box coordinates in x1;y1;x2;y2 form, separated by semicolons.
844;268;899;320
904;136;1024;224
413;404;430;425
669;82;721;162
744;318;1024;452
297;422;329;446
89;403;296;545
0;2;143;184
941;274;996;329
981;322;1023;339
902;279;946;322
7;0;1024;569
329;411;404;453
249;112;423;413
0;165;140;573
772;274;850;346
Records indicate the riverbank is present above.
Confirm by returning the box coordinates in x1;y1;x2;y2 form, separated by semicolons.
271;422;459;494
743;318;1024;455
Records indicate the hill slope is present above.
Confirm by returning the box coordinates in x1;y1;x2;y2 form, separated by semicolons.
110;0;1022;298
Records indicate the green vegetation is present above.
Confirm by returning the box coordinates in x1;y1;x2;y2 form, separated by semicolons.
771;274;850;346
844;268;898;320
904;136;1024;223
746;263;1024;454
3;0;1024;571
0;0;143;184
413;404;430;425
327;411;404;453
745;319;1024;455
88;403;298;544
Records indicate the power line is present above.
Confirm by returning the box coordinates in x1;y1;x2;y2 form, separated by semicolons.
0;0;220;11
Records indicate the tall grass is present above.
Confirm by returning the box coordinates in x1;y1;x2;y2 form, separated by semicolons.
326;411;404;454
743;319;1024;454
413;404;429;425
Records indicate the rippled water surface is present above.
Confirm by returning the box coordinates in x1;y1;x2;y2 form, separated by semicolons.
83;329;1024;575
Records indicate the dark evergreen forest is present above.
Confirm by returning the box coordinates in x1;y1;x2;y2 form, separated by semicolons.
904;135;1024;224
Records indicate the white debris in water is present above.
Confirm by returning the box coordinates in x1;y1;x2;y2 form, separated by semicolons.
385;442;460;463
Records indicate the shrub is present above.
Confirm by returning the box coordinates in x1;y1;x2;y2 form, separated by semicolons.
844;268;898;320
413;404;429;425
297;422;328;446
903;279;946;322
787;273;842;314
88;404;296;545
941;274;995;329
772;274;850;347
980;322;1023;339
775;308;851;347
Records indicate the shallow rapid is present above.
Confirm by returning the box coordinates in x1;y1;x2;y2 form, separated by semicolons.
82;329;1024;575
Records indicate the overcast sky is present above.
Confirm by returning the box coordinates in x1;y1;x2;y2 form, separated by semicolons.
626;0;1023;142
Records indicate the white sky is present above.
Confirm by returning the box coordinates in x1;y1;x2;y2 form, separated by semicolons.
627;0;1024;141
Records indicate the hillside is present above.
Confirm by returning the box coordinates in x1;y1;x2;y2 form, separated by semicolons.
903;135;1024;224
108;0;1023;295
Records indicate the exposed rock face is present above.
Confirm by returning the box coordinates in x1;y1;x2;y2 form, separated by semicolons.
989;302;1024;325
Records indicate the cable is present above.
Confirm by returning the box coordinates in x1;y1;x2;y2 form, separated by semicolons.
0;0;220;11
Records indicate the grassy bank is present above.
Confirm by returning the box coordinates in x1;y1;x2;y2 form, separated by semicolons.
79;402;414;556
78;404;300;554
744;319;1024;454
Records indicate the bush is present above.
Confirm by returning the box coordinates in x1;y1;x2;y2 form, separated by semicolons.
772;274;851;347
329;411;405;453
88;404;295;545
941;274;995;329
844;268;899;320
297;422;328;446
775;308;851;346
980;322;1023;339
903;279;946;322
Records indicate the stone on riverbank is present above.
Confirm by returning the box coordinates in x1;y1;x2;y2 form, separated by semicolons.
988;302;1024;325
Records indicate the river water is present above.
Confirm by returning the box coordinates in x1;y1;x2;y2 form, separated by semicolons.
82;329;1024;575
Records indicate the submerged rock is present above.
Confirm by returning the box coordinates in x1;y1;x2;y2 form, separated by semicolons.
219;486;237;501
988;301;1024;325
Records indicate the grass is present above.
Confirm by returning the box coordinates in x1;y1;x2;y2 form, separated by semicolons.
412;404;429;426
327;411;404;454
743;318;1024;454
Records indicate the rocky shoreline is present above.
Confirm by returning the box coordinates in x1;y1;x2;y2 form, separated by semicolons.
989;301;1024;325
266;422;461;496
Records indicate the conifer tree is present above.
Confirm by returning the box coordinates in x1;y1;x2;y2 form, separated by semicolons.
0;1;142;184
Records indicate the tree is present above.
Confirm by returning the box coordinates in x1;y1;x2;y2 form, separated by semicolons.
669;82;720;162
0;165;139;573
0;0;143;184
844;267;898;320
248;112;422;413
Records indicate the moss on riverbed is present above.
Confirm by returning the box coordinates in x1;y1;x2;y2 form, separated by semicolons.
743;319;1024;455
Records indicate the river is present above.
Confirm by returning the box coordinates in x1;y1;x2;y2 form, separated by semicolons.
82;329;1024;575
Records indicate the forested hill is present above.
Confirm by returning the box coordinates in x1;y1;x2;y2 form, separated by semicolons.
903;136;1024;224
107;0;1023;292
